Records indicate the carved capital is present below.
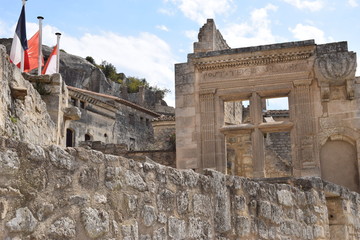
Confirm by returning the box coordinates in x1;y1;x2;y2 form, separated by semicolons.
315;51;356;100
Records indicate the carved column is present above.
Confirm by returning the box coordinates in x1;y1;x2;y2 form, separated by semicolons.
293;79;317;175
250;92;265;177
199;89;217;169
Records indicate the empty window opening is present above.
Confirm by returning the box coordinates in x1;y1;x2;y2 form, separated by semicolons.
66;128;75;147
264;131;292;178
129;114;135;126
262;97;289;123
146;118;150;127
70;98;77;106
224;99;250;125
85;134;91;141
129;138;136;151
80;100;85;109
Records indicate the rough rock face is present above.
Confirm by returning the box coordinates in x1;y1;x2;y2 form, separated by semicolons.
0;38;119;96
0;45;56;145
1;136;360;239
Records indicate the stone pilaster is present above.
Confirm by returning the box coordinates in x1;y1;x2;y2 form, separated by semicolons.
293;79;317;175
199;89;217;170
250;92;265;177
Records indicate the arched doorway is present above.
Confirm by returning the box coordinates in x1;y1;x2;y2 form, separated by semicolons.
66;129;75;147
320;139;359;192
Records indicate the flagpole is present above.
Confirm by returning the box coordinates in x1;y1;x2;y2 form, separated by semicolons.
37;16;44;75
20;0;27;72
55;32;61;73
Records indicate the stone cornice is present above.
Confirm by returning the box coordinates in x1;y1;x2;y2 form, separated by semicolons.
194;50;313;71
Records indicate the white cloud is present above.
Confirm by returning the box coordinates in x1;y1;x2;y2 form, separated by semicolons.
0;21;12;37
289;23;332;43
222;4;283;48
170;0;234;24
184;30;197;41
281;0;325;11
158;8;176;16
348;0;359;7
156;25;169;32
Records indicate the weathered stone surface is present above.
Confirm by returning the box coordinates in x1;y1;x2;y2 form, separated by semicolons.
121;220;139;239
153;227;167;240
157;189;175;212
124;170;147;191
63;106;81;120
277;189;294;207
0;150;19;174
6;207;38;233
48;144;76;170
49;217;76;239
0;135;356;240
168;217;186;239
189;217;211;239
142;205;156;227
81;207;109;238
176;191;189;214
193;194;211;217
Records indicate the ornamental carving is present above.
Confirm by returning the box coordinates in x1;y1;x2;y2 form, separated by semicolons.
315;52;356;100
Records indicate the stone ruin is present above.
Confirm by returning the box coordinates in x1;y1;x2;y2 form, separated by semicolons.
175;19;360;194
1;19;360;239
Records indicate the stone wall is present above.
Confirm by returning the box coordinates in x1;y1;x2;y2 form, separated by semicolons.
0;45;56;146
1;136;360;239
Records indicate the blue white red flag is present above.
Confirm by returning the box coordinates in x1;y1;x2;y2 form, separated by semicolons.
9;5;29;69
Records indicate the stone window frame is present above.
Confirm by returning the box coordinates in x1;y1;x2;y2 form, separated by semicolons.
220;90;294;177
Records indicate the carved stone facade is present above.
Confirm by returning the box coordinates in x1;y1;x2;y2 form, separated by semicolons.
175;19;360;192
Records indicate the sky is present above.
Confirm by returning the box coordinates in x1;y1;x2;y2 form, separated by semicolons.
0;0;359;107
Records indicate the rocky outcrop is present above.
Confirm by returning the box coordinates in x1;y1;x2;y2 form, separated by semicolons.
0;38;118;96
1;135;360;239
0;39;174;113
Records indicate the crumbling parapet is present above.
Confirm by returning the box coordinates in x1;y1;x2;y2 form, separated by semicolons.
194;19;230;53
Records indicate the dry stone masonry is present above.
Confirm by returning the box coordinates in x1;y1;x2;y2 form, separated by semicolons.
1;136;360;239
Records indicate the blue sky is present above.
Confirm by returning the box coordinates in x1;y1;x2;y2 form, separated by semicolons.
0;0;359;107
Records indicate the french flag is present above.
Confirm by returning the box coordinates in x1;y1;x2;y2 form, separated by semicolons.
42;45;58;75
9;5;29;70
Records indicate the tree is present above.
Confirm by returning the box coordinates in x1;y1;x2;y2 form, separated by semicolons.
85;56;95;65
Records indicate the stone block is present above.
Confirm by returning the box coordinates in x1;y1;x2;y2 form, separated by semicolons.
124;170;147;191
81;207;109;238
157;189;175;212
235;216;250;237
193;194;212;217
6;207;38;233
49;217;76;239
168;217;186;239
277;190;294;207
176;191;189;214
142;205;156;227
153;227;167;240
0;149;19;175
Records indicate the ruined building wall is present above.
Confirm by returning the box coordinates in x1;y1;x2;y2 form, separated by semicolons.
1;136;360;239
0;45;56;145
